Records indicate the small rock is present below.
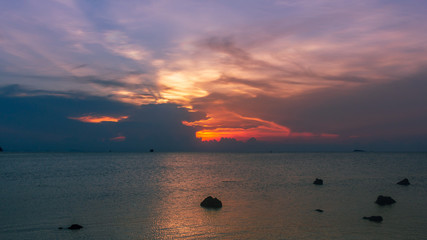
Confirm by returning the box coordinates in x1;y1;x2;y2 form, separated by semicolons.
58;227;63;230
375;195;396;206
353;149;365;152
313;178;323;185
315;209;324;212
200;196;222;209
397;178;410;186
68;224;83;230
363;216;383;223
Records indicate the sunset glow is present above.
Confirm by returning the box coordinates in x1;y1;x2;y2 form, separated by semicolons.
195;127;288;142
184;112;338;141
69;115;128;123
194;126;340;142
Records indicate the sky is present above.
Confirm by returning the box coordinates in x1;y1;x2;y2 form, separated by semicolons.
1;0;427;152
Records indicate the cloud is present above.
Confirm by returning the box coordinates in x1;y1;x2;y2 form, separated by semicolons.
0;85;201;151
69;115;128;123
183;111;291;141
71;64;88;70
1;1;427;151
103;30;151;61
183;107;340;142
221;70;427;143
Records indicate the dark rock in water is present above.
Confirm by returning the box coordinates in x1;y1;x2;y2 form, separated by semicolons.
200;196;222;209
353;149;365;152
0;146;3;152
397;178;410;186
313;178;323;185
375;195;396;206
315;209;324;212
58;227;63;230
363;216;383;223
149;149;154;152
68;224;83;230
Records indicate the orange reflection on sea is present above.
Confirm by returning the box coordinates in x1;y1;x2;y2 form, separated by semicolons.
149;153;305;239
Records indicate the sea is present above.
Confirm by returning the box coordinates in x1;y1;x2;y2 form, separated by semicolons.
0;152;426;240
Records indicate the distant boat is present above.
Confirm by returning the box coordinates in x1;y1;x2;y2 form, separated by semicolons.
353;149;365;152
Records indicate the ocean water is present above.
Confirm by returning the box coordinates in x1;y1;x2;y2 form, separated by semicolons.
0;152;426;240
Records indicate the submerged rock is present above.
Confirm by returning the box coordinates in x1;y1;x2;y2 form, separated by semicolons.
68;224;83;230
375;195;396;206
0;146;3;152
397;178;410;186
363;216;383;223
313;178;323;185
200;196;222;209
315;209;324;213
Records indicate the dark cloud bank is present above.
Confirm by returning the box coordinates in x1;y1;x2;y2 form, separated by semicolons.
1;82;426;152
0;85;198;152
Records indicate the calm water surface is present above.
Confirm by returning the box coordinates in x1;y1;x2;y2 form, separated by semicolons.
1;152;426;239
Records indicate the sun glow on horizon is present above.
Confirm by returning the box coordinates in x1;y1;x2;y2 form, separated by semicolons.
194;128;339;142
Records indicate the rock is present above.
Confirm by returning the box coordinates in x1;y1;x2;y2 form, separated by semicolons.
353;149;365;152
397;178;410;186
313;178;323;185
315;209;324;212
363;216;383;223
0;146;3;152
375;195;396;206
68;224;83;230
149;149;154;152
58;227;63;229
200;196;222;209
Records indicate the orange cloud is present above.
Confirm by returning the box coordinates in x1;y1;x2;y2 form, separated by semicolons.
69;115;128;123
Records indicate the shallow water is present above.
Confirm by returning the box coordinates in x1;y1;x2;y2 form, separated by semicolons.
1;152;426;239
